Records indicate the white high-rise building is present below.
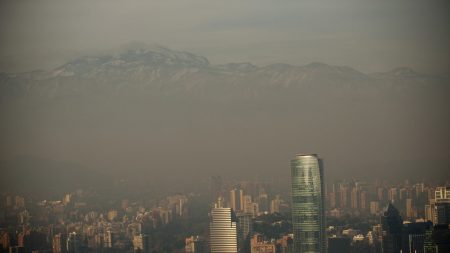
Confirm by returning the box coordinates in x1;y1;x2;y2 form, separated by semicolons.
210;207;238;253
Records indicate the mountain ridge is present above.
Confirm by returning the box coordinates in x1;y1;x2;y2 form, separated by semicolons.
0;46;448;185
0;46;433;79
1;46;446;101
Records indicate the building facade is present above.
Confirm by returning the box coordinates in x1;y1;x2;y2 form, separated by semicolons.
230;188;244;212
434;187;450;225
210;207;238;253
250;234;276;253
290;154;326;253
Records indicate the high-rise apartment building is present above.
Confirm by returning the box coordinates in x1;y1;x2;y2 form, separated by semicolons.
360;191;368;210
230;188;244;212
339;185;349;209
290;154;326;253
210;207;238;253
351;187;359;209
388;188;398;203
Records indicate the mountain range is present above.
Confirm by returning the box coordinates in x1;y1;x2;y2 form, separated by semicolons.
1;45;446;100
0;45;449;191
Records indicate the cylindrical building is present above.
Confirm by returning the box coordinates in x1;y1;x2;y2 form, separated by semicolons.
291;154;326;253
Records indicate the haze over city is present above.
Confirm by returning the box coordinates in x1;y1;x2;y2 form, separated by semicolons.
1;1;450;253
1;1;450;195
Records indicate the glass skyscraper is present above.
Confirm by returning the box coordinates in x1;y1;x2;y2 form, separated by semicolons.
290;154;325;253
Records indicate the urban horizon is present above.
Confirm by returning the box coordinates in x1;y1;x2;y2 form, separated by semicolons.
1;153;449;252
1;1;449;252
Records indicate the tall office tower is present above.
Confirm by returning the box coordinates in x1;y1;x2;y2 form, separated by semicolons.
210;207;238;253
237;212;253;253
290;154;325;253
230;188;244;212
434;187;450;225
380;203;403;253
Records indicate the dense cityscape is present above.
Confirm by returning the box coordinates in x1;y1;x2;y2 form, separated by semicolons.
1;1;449;253
1;154;449;253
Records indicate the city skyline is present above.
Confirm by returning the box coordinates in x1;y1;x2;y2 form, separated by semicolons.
1;0;449;252
2;168;449;252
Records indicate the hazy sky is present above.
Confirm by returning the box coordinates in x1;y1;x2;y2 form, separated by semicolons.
1;0;449;189
1;0;449;74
